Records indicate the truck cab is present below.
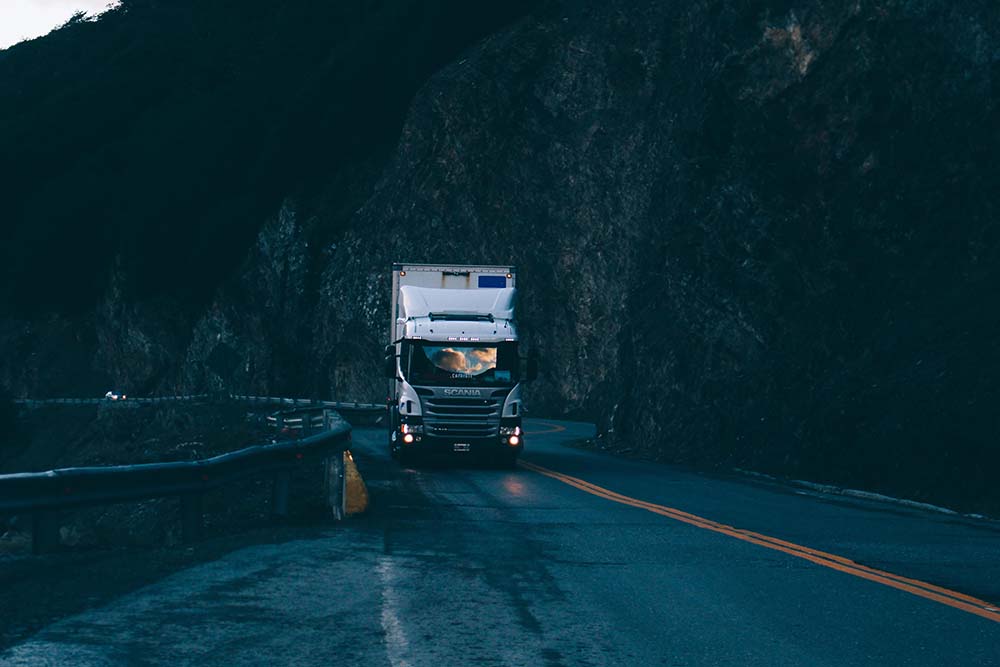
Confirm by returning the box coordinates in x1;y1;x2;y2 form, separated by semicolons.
385;264;536;465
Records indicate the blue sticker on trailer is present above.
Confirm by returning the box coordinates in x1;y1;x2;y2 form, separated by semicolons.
478;275;507;288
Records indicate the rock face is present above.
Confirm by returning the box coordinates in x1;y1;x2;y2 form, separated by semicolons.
0;0;540;396
2;0;999;511
317;0;1000;510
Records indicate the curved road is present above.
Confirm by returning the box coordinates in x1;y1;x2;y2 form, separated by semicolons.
3;420;999;665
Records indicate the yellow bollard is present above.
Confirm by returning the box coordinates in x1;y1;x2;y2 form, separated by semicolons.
343;451;369;515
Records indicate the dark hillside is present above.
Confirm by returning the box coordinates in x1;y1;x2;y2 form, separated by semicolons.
0;0;537;312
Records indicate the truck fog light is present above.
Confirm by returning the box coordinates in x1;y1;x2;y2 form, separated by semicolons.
403;433;415;444
508;435;520;446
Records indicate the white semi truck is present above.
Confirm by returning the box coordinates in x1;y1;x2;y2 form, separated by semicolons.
384;263;537;465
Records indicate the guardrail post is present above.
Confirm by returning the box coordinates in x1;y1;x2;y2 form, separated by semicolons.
327;453;346;521
272;471;290;518
32;511;60;555
181;494;203;543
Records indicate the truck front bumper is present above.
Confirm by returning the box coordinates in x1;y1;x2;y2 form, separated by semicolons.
394;432;523;458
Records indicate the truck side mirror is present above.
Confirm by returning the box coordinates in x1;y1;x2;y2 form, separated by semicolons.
526;351;539;383
384;354;397;379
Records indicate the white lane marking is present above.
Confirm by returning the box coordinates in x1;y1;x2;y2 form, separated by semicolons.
377;557;411;667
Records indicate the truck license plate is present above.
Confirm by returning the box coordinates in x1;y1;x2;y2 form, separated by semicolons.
453;443;471;452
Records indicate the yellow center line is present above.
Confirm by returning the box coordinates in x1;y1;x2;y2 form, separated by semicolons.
518;459;1000;624
524;421;567;435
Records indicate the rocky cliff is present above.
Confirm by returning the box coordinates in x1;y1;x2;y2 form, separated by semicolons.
313;0;1000;511
2;0;999;511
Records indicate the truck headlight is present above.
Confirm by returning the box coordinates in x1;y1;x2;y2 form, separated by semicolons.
499;425;522;436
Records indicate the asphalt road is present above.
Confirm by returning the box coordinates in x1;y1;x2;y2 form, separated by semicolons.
2;419;999;665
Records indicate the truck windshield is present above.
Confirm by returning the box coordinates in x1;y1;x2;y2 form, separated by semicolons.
405;342;519;386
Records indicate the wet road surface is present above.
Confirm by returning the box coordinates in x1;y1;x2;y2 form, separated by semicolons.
2;419;999;665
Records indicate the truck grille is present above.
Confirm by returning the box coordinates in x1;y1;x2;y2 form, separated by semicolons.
419;391;504;439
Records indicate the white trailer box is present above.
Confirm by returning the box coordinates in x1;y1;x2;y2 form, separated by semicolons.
390;264;516;342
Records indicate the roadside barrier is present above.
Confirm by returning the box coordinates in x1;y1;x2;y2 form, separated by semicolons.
230;395;383;424
0;396;380;554
13;394;381;410
12;394;210;407
12;393;385;423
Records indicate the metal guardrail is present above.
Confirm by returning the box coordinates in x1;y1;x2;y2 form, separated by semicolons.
11;393;385;424
12;394;382;410
230;394;383;414
0;408;353;555
12;394;211;407
263;403;373;432
266;410;327;432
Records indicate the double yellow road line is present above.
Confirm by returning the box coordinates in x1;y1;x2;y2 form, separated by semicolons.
519;460;1000;624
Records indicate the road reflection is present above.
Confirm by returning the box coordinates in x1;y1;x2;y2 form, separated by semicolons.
503;477;526;496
